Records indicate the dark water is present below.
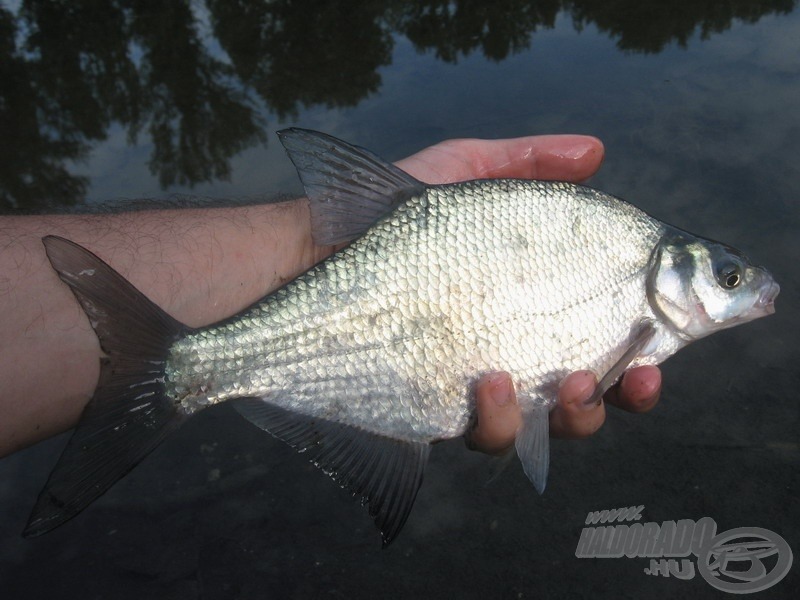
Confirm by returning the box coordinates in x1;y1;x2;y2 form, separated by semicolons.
1;1;798;598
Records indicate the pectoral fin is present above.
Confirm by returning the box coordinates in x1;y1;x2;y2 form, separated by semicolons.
232;398;430;547
514;403;550;494
584;320;657;407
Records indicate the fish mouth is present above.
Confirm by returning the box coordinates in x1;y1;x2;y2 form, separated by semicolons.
756;280;780;315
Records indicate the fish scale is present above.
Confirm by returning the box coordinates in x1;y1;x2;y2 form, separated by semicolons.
24;129;778;546
167;178;663;443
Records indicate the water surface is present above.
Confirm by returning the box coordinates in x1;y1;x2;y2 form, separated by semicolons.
1;2;798;598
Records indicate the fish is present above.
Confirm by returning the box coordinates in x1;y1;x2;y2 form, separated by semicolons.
24;129;779;546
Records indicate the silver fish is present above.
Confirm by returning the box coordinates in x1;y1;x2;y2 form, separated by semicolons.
25;129;779;545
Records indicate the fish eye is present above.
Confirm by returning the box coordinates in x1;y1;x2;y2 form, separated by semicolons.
716;261;742;289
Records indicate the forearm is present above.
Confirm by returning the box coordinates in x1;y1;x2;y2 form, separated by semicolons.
0;201;325;455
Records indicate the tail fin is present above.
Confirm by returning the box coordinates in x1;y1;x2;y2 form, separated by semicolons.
23;236;190;537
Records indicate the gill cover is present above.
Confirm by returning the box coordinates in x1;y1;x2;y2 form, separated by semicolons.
646;228;779;341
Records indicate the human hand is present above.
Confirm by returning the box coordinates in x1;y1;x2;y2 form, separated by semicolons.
392;134;662;451
466;368;661;455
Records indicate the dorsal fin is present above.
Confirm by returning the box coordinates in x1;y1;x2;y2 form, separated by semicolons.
277;128;426;245
232;398;430;547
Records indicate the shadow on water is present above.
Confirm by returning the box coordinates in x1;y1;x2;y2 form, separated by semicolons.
0;0;795;211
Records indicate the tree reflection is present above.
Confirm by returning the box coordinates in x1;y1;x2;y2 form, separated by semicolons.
3;0;265;211
208;0;392;120
392;0;561;62
1;0;796;211
130;1;265;187
0;5;89;210
565;0;797;53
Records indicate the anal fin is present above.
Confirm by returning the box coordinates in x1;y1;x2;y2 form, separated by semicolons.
514;404;550;494
514;321;657;496
232;398;430;547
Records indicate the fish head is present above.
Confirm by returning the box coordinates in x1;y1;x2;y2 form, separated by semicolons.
647;229;779;341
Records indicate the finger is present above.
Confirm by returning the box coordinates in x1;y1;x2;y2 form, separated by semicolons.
604;365;661;413
397;135;605;185
465;372;521;455
549;371;606;439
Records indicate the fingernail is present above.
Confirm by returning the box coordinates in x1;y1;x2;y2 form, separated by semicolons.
579;372;599;410
486;373;512;407
558;138;597;160
559;370;598;409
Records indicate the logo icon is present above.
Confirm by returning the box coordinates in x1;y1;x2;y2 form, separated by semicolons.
576;507;793;594
697;527;793;594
